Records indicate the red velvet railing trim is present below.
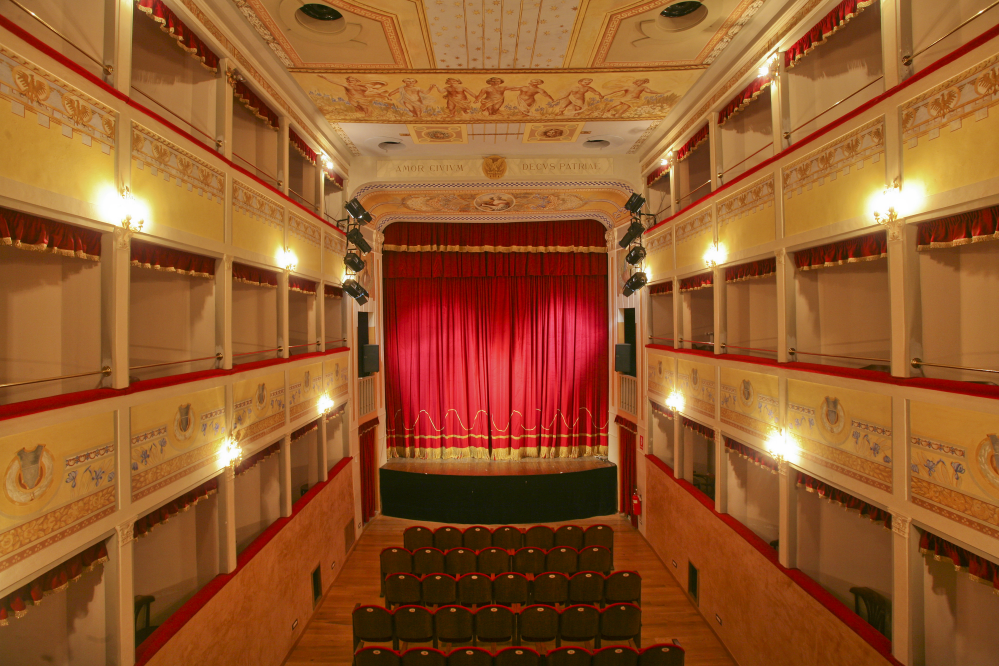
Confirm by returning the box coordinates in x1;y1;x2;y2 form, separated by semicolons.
919;530;999;594
785;0;877;69
233;79;280;130
650;400;674;419
676;124;709;162
232;262;278;287
0;205;101;260
290;128;317;165
917;204;999;250
0;539;109;626
234;442;280;476
796;471;892;528
614;414;638;433
136;0;219;72
133;476;219;539
794;230;887;271
646;164;669;187
725;257;776;282
681;416;714;439
723;437;778;473
679;272;713;292
289;275;317;294
718;76;772;126
325;284;343;299
359;416;380;437
648;281;673;295
130;239;215;277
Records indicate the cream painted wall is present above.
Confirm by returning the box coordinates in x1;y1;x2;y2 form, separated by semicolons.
720;93;774;183
679;144;712;209
326;413;348;464
650;293;673;343
650;410;674;463
324;296;344;346
232;282;278;361
232;104;279;185
922;553;999;666
290;429;320;501
4;0;104;78
726;276;778;355
288;152;316;210
911;0;999;70
725;452;780;544
686;288;714;346
234;453;281;553
288;290;315;356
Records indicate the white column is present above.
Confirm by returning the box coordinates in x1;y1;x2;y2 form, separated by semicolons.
713;266;726;355
714;430;728;514
709;115;722;189
891;513;923;664
215;58;234;159
668;164;678;217
882;0;915;88
278;268;290;359
888;221;922;377
279;434;293;517
278;117;290;195
316;166;326;219
217;467;237;573
101;231;130;389
102;0;132;92
216;256;232;369
775;248;795;364
777;377;797;568
772;56;792;150
318;418;329;482
107;522;135;666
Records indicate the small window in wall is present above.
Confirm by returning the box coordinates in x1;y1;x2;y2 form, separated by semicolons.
289;277;318;356
679;274;714;351
725;258;778;359
688;561;699;606
232;263;279;364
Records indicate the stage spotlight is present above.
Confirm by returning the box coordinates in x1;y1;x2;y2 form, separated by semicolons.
624;193;646;214
346;227;372;254
622;271;648;297
344;197;372;223
618;220;645;249
626;244;646;266
343;251;365;273
343;278;369;305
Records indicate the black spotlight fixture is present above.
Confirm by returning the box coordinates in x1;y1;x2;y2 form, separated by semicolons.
343;251;365;273
343;278;369;305
618;220;645;249
624;193;646;214
346;227;372;254
622;271;648;297
344;197;372;223
626;244;647;266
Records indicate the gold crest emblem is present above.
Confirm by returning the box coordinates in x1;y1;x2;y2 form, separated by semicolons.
482;155;506;180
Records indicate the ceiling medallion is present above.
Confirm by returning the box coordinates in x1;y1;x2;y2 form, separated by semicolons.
482;156;507;180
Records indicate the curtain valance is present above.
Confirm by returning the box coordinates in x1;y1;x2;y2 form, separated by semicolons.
679;272;713;292
359;417;379;437
134;476;218;538
289;276;317;294
785;0;876;69
794;230;886;271
384;220;607;253
724;436;778;473
650;400;674;419
136;0;219;72
292;419;319;441
0;540;109;626
325;402;346;421
647;164;669;187
290;128;317;165
615;414;638;434
233;262;278;287
325;284;343;299
796;471;891;528
234;80;280;130
920;530;999;594
725;257;776;282
1;206;101;261
718;76;772;127
234;442;280;476
384;252;607;278
131;239;215;278
682;416;714;440
649;281;673;295
917;205;999;250
677;125;709;162
327;170;345;190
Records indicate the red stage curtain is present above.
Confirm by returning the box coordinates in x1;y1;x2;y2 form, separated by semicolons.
616;415;637;519
325;284;343;299
723;436;778;473
920;530;999;593
725;257;776;282
290;128;317;165
794;230;887;271
917;204;999;250
233;80;280;130
796;471;891;528
718;76;772;126
134;476;219;538
681;416;714;440
677;125;709;162
136;0;219;72
359;418;379;523
648;281;673;295
785;0;876;69
0;540;109;626
289;276;317;294
646;164;669;187
1;205;101;260
131;239;215;277
234;442;280;476
679;272;713;292
232;262;278;287
383;220;609;461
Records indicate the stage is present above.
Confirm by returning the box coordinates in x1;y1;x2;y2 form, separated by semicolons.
379;458;618;524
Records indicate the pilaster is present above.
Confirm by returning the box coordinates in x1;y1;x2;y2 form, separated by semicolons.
773;57;792;150
775;248;795;364
318;418;329;482
107;521;135;666
217;466;237;574
216;255;233;369
709;115;722;190
279;434;293;517
891;513;924;665
713;266;726;355
713;430;728;514
216;58;234;159
278;267;290;359
102;0;132;92
278;116;290;194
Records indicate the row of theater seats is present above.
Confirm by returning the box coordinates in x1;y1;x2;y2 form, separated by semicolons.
355;644;684;666
384;571;641;610
403;525;613;553
352;602;642;652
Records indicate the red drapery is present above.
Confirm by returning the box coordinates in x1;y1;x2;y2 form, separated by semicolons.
616;415;637;518
1;205;101;260
650;400;674;419
289;276;317;294
136;0;219;72
681;416;714;440
359;417;378;523
327;170;345;190
233;262;278;287
134;476;218;538
234;442;280;476
648;281;673;295
234;80;280;130
785;0;877;69
383;220;609;460
0;540;109;626
725;257;776;282
290;128;317;165
646;164;669;187
723;436;778;473
919;530;999;593
676;125;709;162
131;239;215;277
794;231;887;271
679;272;713;292
292;419;319;441
917;204;999;250
325;284;343;299
796;471;891;528
718;76;772;126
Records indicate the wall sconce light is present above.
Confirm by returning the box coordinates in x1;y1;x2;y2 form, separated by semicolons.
873;177;902;227
320;152;334;173
666;390;685;414
703;242;726;268
317;393;334;415
758;54;778;79
279;248;298;271
765;429;793;468
220;436;243;467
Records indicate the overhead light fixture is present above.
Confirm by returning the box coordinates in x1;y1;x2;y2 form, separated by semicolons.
343;251;365;273
618;221;645;249
665;390;684;413
622;270;648;297
346;227;372;254
220;436;242;468
317;393;334;415
873;177;902;227
344;197;372;223
343;278;369;305
626;244;647;266
703;242;726;268
624;193;646;214
278;248;298;271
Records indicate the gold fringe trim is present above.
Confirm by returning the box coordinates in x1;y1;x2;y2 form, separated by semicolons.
725;445;779;474
135;488;218;540
2;238;100;261
0;554;109;626
135;5;218;73
291;142;316;165
717;80;773;128
798;483;891;529
130;260;212;278
232;276;277;288
796;253;886;271
917;232;999;251
920;548;999;596
786;0;878;70
382;244;606;254
233;91;279;130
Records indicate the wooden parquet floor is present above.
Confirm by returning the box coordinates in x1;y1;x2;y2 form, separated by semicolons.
283;514;737;666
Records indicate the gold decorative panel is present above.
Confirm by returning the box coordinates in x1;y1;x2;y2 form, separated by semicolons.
233;179;285;259
323;230;346;280
288;212;322;275
645;225;673;282
717;174;775;254
674;207;713;270
233;370;286;447
324;353;349;401
720;367;778;440
647;350;674;401
677;359;715;420
290;362;324;421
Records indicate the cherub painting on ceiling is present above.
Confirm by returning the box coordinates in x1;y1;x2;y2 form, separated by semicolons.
297;70;698;123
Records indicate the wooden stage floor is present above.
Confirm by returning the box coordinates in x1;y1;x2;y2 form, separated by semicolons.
381;457;614;476
283;514;737;666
